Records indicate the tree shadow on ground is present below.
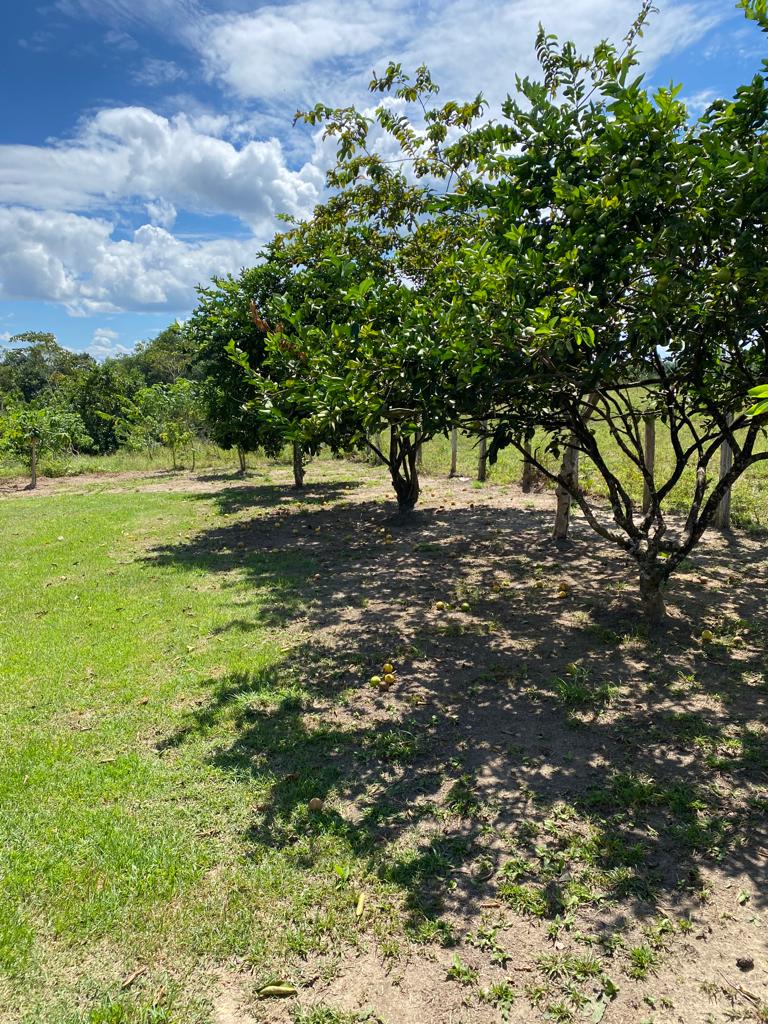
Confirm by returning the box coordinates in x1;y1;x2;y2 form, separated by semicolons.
149;481;768;957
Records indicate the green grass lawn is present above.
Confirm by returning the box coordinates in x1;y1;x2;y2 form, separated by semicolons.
1;456;766;1024
0;467;399;1023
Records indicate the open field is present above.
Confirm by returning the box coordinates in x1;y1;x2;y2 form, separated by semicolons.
0;459;766;1024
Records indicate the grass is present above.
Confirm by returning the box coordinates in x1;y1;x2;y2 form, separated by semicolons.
0;465;403;1022
1;457;766;1023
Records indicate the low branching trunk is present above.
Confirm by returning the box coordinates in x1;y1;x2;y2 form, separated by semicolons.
389;428;420;514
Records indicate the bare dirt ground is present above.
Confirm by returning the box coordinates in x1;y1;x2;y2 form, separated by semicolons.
21;465;768;1023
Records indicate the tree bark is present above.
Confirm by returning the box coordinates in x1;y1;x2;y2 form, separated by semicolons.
477;426;487;482
30;438;38;490
449;427;458;478
642;414;656;514
292;441;305;489
639;566;666;623
390;430;419;514
237;445;247;475
714;419;734;530
521;440;534;493
552;443;579;540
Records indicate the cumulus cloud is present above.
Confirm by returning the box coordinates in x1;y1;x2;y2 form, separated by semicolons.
0;106;322;232
189;0;723;108
0;207;259;315
88;327;133;360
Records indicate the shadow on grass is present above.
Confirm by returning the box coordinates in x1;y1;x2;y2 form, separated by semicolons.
148;481;768;944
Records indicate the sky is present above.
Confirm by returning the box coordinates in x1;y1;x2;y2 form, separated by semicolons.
0;0;763;360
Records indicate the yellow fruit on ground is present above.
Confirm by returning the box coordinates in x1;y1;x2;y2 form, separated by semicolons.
435;601;446;611
308;797;324;812
383;673;396;685
382;663;394;674
701;629;714;642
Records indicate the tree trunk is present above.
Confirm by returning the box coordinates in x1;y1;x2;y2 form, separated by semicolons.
416;440;423;471
390;430;419;514
642;414;656;514
552;443;579;540
237;446;247;475
292;442;305;489
449;427;458;478
714;420;734;530
477;427;487;482
30;438;38;490
521;440;535;493
639;567;666;623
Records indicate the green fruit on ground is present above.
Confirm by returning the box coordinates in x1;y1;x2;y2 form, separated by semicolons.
460;602;470;612
370;675;382;686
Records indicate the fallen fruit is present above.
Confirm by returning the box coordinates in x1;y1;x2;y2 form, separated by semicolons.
257;984;298;999
382;662;394;674
308;797;324;812
435;601;446;611
701;630;714;642
383;673;396;685
460;602;470;612
370;675;382;687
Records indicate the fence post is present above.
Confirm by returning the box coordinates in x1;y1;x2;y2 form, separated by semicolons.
714;419;734;530
449;427;458;478
521;440;534;493
552;442;579;540
477;425;487;482
642;414;656;514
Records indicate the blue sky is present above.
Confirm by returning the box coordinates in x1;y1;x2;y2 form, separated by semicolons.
0;0;762;359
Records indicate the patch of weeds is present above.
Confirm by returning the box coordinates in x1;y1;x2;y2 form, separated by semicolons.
406;916;456;947
469;923;510;966
479;981;516;1020
80;999;172;1024
537;953;602;983
446;954;478;985
365;728;420;765
552;668;618;714
445;774;481;817
294;1008;380;1024
626;944;660;980
497;881;548;917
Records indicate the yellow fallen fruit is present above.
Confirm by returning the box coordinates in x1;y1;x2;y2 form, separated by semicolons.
383;673;396;685
382;662;394;674
257;984;297;999
435;601;446;611
701;630;714;642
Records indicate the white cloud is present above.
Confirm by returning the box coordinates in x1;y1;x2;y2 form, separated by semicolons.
132;58;186;86
88;326;133;360
0;207;258;315
0;331;11;342
0;106;322;232
186;0;724;109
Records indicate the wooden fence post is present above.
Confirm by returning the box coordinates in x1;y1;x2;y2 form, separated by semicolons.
552;442;579;540
449;427;458;478
714;420;734;530
521;440;534;493
642;414;656;514
477;426;487;482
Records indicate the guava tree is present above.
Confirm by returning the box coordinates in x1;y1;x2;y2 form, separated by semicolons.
231;79;484;515
436;3;768;619
0;406;91;488
187;258;289;474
